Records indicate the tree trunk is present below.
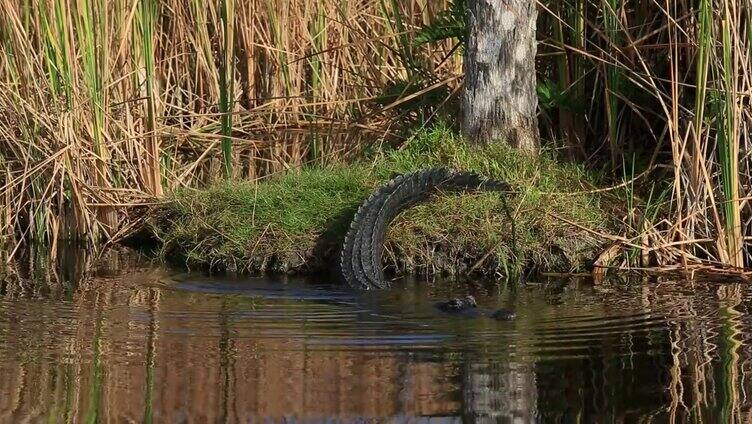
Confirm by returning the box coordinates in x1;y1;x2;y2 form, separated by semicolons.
463;0;539;153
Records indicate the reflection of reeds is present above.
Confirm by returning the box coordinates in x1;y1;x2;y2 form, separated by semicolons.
658;283;750;423
8;254;752;420
718;285;743;422
0;270;462;420
142;290;158;424
84;311;104;423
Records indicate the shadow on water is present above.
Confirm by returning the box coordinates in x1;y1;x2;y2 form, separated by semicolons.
2;246;752;422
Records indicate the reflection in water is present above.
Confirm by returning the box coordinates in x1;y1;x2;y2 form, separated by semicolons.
2;248;752;421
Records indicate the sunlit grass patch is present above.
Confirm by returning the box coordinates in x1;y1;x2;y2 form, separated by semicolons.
383;124;611;276
151;166;375;272
151;123;615;277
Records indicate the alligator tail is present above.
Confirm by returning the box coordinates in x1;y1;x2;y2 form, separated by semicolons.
338;168;512;289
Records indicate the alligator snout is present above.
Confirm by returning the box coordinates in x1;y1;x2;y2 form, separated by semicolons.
491;308;517;320
436;295;478;312
435;295;516;320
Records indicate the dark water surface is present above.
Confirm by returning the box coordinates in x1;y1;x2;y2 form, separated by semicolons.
2;249;752;422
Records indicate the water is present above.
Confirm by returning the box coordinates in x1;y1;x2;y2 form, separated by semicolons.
1;249;751;422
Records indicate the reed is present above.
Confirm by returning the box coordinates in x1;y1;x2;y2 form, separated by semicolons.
0;0;458;245
538;0;752;268
138;0;163;195
219;0;235;178
600;0;621;171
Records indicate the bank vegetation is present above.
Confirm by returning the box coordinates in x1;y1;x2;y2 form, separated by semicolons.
2;0;752;273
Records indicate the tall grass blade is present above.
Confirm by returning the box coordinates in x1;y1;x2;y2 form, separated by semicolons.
139;0;162;195
718;9;743;266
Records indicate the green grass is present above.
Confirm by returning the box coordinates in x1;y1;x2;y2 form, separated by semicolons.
152;166;375;272
150;123;614;276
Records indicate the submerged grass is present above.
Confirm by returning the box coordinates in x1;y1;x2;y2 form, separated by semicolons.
151;124;613;277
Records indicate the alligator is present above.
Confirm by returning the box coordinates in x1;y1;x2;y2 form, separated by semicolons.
435;295;517;320
338;167;513;290
436;295;479;312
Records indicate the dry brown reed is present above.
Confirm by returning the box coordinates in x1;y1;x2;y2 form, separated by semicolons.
0;0;460;245
538;0;752;270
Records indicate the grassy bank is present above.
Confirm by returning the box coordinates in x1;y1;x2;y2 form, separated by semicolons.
4;0;752;269
150;125;615;277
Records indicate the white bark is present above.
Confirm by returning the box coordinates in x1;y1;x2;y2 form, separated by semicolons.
463;0;539;152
